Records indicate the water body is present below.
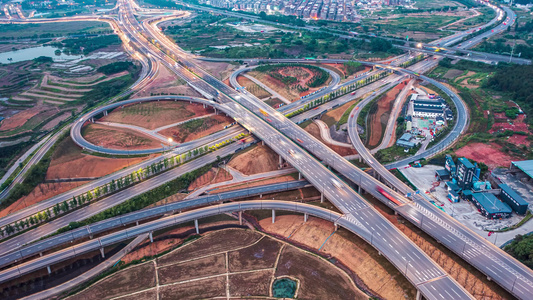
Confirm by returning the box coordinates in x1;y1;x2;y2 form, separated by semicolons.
0;46;80;64
272;278;297;298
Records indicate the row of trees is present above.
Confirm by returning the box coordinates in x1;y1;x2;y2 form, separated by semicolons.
286;71;389;118
0;132;247;238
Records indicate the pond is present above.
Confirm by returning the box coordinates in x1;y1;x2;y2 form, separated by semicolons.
272;277;297;298
0;46;81;64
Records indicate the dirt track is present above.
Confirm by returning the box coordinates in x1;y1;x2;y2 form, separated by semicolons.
367;84;402;148
227;144;280;175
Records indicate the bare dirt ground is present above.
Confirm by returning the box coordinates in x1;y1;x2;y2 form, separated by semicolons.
236;75;271;99
100;101;213;130
489;114;529;134
68;262;156;300
0;181;88;218
444;69;464;80
367;83;403;148
227;144;280;175
187;167;233;191
304;123;357;156
213;175;296;194
132;65;200;98
41;112;70;131
199;60;236;81
46;137;154;179
454;142;520;169
83;123;165;150
158;114;233;143
259;216;413;299
80;227;366;300
0;105;55;132
507;134;530;146
321;100;357;126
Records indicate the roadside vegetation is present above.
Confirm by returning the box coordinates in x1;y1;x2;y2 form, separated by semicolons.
163;12;400;60
504;233;533;269
428;59;532;161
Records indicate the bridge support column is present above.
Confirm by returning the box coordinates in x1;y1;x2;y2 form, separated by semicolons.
149;231;153;243
334;223;338;231
416;290;422;300
262;140;265;146
100;248;105;258
104;111;108;116
298;173;302;180
136;221;139;226
358;185;361;194
304;213;308;223
320;192;324;203
194;219;199;234
39;252;43;257
278;155;284;169
259;194;262;198
203;104;206;108
487;276;492;281
238;211;243;225
214;108;217;115
90;117;94;123
47;266;51;274
272;210;276;223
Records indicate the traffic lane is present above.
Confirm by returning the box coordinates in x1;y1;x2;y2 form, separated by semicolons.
1;180;308;268
418;276;473;300
227;90;453;286
0;143;242;253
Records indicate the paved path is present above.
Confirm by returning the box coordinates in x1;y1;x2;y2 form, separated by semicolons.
313;120;354;148
373;79;414;153
243;74;291;105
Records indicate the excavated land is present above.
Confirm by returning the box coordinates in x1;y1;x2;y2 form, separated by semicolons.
68;228;367;300
227;144;280;175
187;167;233;191
131;65;200;98
367;83;403;148
82;123;166;150
157;114;233;143
100;100;213;130
46;137;154;179
304;123;357;156
454;142;521;170
236;75;272;99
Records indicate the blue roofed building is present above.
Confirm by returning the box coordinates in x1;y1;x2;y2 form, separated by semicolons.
471;192;512;219
498;184;529;215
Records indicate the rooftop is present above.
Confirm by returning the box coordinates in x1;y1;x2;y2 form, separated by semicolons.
472;192;512;215
399;133;412;141
413;107;444;114
512;160;533;179
414;100;445;106
499;184;529;206
458;157;475;169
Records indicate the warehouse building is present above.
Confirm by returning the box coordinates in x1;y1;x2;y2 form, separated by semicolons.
498;183;529;215
413;106;444;118
510;160;533;183
471;192;512;219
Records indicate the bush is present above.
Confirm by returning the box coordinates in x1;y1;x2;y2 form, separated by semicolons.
97;61;134;75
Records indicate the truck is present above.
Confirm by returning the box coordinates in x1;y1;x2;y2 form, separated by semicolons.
259;108;269;117
331;179;344;190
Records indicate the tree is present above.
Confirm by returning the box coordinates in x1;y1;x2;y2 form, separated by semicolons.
61;201;69;212
110;179;117;191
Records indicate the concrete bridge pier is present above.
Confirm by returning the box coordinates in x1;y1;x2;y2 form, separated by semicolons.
103;111;108;116
334;223;339;231
39;252;43;257
136;221;139;226
194;219;199;234
261;140;265;146
100;248;105;258
320;192;324;203
357;184;361;194
304;213;308;223
90;117;95;123
47;266;51;274
298;172;302;180
272;210;276;223
416;290;422;300
149;231;153;243
278;155;284;169
238;211;243;225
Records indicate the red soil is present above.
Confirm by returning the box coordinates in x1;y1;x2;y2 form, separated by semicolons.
158;115;233;143
454;142;519;169
0;181;88;218
304;123;357;156
0;106;51;131
489;114;529;134
367;81;406;147
507;134;530;146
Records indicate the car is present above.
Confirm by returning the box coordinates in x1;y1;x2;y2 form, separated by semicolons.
331;179;344;190
288;149;296;156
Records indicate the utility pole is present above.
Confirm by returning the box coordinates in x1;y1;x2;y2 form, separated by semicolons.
509;42;516;63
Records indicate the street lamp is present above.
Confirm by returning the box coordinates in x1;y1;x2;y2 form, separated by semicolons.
417;43;422;49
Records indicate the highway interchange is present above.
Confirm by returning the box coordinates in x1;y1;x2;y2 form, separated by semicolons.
0;0;532;299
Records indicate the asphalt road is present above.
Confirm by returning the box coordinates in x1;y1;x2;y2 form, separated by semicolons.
112;1;472;297
0;180;309;269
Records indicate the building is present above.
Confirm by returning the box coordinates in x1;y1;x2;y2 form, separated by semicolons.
499;183;529;215
396;133;416;148
413;106;444;118
445;109;453;120
436;116;445;125
510;160;533;183
456;157;475;189
445;154;457;175
471;192;512;219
